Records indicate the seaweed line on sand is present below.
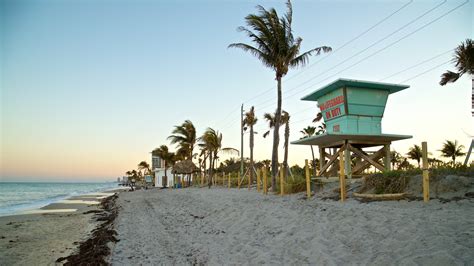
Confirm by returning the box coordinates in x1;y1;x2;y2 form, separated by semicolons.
56;194;119;265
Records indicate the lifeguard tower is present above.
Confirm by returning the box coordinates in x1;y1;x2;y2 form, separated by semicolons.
291;79;412;178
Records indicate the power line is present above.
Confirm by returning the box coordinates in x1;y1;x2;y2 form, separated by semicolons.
257;0;469;111
399;59;451;83
287;0;414;81
252;0;448;110
240;0;414;106
379;49;453;81
217;0;468;134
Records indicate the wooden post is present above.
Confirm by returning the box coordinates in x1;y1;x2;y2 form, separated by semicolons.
237;172;241;189
263;167;268;195
305;159;311;199
339;150;346;202
422;141;430;202
201;173;204;187
248;169;251;190
256;169;261;192
228;173;231;188
345;144;352;180
280;164;284;196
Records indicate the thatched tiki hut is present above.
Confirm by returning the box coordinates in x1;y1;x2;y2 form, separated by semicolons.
172;160;200;187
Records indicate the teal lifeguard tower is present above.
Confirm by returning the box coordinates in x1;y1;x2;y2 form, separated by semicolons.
291;78;412;177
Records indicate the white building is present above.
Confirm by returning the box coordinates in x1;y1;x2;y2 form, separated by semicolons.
152;155;174;188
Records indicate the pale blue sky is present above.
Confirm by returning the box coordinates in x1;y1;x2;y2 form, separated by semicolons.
1;0;473;181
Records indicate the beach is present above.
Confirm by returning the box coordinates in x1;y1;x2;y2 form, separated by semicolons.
110;188;474;265
1;184;473;265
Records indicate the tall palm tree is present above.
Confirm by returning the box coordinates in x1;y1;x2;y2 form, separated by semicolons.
229;1;331;192
440;39;474;116
406;145;423;168
152;145;175;185
439;140;466;165
168;120;197;160
300;126;317;177
281;111;290;179
243;106;258;188
199;128;239;188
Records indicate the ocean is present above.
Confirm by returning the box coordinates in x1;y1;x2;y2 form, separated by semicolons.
0;182;119;216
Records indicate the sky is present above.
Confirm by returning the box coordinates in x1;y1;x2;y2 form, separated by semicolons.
1;0;473;182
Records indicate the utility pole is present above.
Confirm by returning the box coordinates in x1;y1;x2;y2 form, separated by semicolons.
240;104;244;176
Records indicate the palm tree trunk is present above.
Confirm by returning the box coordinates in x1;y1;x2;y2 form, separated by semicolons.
249;125;254;189
283;122;289;180
310;145;317;177
208;153;213;188
271;76;282;192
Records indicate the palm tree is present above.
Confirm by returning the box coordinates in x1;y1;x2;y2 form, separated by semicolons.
440;39;474;116
137;161;151;175
300;126;317;177
125;170;139;190
390;150;403;170
229;1;331;192
406;145;423;168
313;112;326;135
439;140;466;165
168;120;197;160
243;106;258;188
263;110;290;179
199;128;239;188
281;111;290;179
152;145;175;185
440;39;473;87
137;161;152;182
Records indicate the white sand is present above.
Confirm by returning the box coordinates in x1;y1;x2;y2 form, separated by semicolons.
110;188;474;265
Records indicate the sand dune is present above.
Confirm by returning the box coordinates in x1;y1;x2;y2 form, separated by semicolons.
110;188;474;265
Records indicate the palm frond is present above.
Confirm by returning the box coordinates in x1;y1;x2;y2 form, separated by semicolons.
439;71;460;85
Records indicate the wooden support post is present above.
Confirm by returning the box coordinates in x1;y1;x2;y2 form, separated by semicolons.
339;150;346;202
263;167;268;195
422;141;429;202
344;144;351;180
305;159;311;199
256;169;261;192
228;173;231;188
280;164;284;196
201;173;203;187
237;172;241;189
384;144;391;171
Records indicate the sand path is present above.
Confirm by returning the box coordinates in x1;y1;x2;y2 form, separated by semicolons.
110;188;474;265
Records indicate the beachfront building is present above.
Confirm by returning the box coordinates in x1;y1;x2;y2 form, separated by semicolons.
292;78;412;178
152;155;174;188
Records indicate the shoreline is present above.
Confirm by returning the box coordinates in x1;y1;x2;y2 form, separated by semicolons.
0;183;125;218
0;187;124;265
